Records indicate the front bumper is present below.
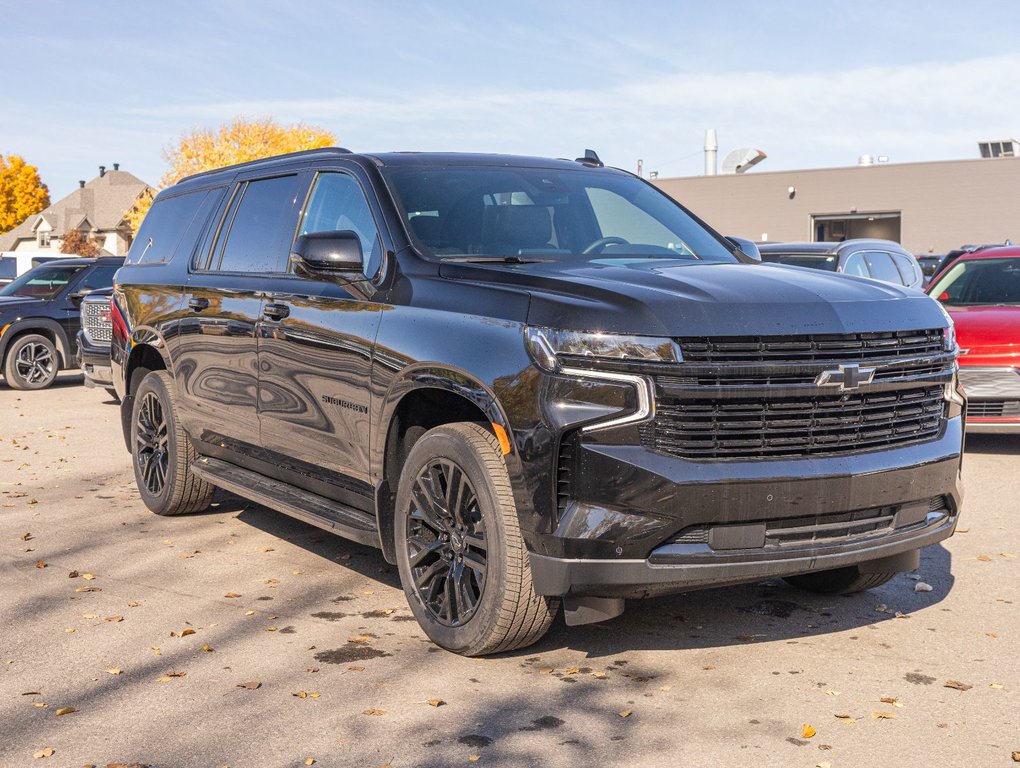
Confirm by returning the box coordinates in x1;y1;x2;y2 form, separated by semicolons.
527;416;963;598
959;366;1020;434
75;331;113;388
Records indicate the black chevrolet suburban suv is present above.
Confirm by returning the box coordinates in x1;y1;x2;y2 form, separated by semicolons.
111;149;964;655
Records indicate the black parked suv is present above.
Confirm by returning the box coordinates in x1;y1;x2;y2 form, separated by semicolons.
0;257;123;390
112;149;964;655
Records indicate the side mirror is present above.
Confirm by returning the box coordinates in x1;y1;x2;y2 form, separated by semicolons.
726;236;762;262
290;231;363;278
69;288;93;305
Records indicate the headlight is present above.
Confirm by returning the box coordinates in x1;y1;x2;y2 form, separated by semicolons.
932;302;957;353
525;326;681;373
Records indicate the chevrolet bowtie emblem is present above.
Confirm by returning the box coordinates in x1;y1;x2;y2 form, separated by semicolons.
814;364;876;391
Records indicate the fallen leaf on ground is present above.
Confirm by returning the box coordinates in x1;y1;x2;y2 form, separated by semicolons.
537;667;554;674
304;759;315;766
106;668;121;675
914;582;933;592
944;680;973;691
265;626;278;632
54;706;75;716
872;711;896;719
20;532;32;541
879;696;899;705
591;671;607;679
237;681;261;690
32;747;53;759
347;665;365;672
834;714;857;723
362;708;385;716
223;592;242;598
35;560;46;569
104;615;123;623
81;573;96;580
659;685;672;692
245;610;255;616
127;601;141;607
75;586;100;593
1011;751;1019;763
977;555;992;562
990;683;1004;689
426;698;445;707
67;570;79;578
469;757;480;763
179;628;195;636
348;635;372;644
802;724;816;738
817;762;832;768
563;666;580;675
292;570;304;575
1000;552;1017;559
32;703;47;708
617;709;633;718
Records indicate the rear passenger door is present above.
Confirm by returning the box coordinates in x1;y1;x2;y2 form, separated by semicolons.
175;173;306;461
255;167;386;510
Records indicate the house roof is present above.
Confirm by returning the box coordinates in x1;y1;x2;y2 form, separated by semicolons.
0;169;151;250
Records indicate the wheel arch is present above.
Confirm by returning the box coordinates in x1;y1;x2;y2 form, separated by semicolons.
119;340;171;450
374;367;516;563
0;318;73;370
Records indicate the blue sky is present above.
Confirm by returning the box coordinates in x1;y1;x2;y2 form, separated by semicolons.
3;0;1019;198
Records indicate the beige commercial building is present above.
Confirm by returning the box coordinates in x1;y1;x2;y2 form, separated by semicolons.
653;156;1020;255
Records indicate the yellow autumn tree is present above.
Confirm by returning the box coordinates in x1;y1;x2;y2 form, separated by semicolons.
0;154;50;234
127;117;336;233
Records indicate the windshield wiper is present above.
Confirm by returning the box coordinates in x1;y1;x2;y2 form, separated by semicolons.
444;255;552;264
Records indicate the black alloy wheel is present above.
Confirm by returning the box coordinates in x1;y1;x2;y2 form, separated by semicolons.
134;390;169;496
130;370;213;516
406;458;488;626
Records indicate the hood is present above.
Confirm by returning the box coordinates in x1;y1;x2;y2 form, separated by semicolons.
0;296;44;317
439;259;947;337
944;304;1020;362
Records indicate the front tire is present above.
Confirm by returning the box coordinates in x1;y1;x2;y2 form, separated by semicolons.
3;334;58;390
784;566;896;595
131;370;213;516
394;422;558;656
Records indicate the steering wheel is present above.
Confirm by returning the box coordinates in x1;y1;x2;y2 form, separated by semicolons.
582;236;630;254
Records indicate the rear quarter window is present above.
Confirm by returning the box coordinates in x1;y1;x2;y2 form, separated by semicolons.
126;188;222;265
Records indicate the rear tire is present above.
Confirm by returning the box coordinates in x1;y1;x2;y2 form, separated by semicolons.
784;566;896;595
131;370;213;516
394;422;558;656
3;334;58;390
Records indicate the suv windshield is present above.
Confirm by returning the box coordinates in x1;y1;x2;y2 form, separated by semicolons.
0;264;84;299
761;253;838;271
928;257;1020;306
382;166;736;263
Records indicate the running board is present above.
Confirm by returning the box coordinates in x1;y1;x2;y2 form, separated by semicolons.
190;456;380;548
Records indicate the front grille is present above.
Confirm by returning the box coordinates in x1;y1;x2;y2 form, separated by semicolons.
641;385;946;459
968;400;1020;418
678;329;945;364
81;298;113;344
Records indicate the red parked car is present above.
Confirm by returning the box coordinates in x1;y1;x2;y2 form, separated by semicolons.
927;246;1020;433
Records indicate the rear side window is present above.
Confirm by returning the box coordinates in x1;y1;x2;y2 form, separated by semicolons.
76;265;120;293
863;251;903;284
891;253;919;285
0;257;15;280
213;175;300;273
127;190;212;265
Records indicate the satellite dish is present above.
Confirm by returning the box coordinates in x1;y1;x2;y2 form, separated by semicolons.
721;148;767;174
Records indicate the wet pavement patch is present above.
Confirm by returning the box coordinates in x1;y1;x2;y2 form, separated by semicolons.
739;600;807;618
520;715;564;732
362;610;394;618
904;672;936;685
458;735;493;748
332;595;354;602
278;626;296;634
311;611;349;621
314;644;392;664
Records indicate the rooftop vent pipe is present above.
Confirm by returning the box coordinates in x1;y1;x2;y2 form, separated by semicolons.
99;165;106;177
704;129;718;176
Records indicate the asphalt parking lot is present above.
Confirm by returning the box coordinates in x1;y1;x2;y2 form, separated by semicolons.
1;374;1017;768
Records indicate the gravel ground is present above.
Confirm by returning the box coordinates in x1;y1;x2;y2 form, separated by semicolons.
1;374;1017;768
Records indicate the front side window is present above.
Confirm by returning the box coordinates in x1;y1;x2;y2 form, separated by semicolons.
298;173;381;271
863;251;903;284
214;175;300;273
381;166;735;262
843;252;869;277
929;258;1020;305
0;264;84;299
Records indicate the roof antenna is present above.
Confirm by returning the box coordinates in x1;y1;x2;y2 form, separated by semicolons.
575;149;604;167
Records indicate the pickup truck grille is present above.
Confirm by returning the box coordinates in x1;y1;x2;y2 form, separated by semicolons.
81;297;113;344
967;400;1020;418
641;385;946;459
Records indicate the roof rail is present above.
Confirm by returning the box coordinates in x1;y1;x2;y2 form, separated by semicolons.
179;147;354;184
